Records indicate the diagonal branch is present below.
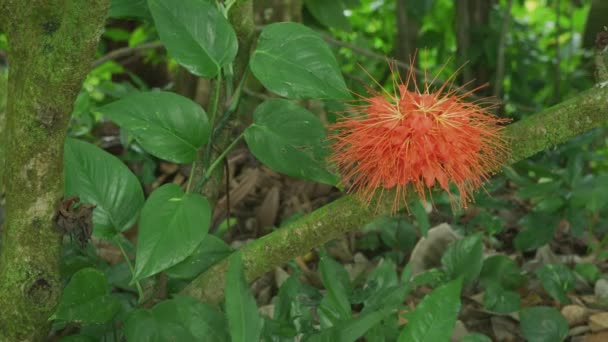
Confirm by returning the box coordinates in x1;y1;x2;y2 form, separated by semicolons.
182;84;608;305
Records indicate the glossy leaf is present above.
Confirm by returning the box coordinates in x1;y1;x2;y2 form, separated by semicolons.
133;184;211;280
304;0;351;31
64;138;144;233
250;22;350;100
147;0;237;78
514;213;559;252
441;234;483;285
124;295;229;342
165;235;232;279
98;91;210;163
50;268;121;324
574;263;601;283
244;99;338;185
318;255;352;323
411;200;430;236
483;284;521;313
479;255;525;290
519;306;568;342
398;278;463;342
536;264;576;304
225;253;262;342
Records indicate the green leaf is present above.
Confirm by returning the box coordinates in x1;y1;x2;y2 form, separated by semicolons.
109;0;151;20
98;91;210;163
536;264;576;304
411;200;430;236
147;0;237;78
244;99;338;185
308;308;397;342
51;268;121;324
571;175;608;212
441;234;483;285
225;253;262;342
519;306;568;342
483;284;521;314
462;333;492;342
133;184;211;280
64;138;144;233
250;22;350;100
124;295;229;342
513;213;559;252
304;0;352;31
479;255;525;290
574;263;601;283
398;278;463;342
165;235;232;279
318;255;352;323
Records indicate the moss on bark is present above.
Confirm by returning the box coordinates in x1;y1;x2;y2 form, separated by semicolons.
182;85;608;305
0;1;108;340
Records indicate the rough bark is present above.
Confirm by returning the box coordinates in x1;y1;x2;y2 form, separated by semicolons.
182;84;608;305
0;1;108;340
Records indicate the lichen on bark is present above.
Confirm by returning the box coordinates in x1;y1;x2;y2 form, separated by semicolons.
0;1;109;340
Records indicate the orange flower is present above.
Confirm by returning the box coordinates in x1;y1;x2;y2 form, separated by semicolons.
329;60;510;213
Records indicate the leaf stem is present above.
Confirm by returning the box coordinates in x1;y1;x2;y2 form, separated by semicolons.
186;160;196;193
115;236;145;303
200;132;244;186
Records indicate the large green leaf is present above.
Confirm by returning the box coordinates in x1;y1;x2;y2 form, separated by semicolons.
225;253;262;342
147;0;237;78
318;255;352;324
98;91;210;163
304;0;352;31
124;295;229;342
441;234;483;285
519;306;568;342
250;22;350;100
50;268;121;324
64;138;144;233
133;184;211;280
483;283;521;314
244;99;338;185
165;235;232;279
398;278;463;342
536;264;576;304
479;255;525;290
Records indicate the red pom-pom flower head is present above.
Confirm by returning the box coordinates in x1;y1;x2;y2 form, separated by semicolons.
329;59;510;212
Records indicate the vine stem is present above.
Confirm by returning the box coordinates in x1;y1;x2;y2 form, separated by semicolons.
115;236;145;303
186;161;196;193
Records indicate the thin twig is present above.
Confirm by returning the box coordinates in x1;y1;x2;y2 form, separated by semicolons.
91;41;163;68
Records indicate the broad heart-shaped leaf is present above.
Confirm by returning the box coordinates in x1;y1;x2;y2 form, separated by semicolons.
244;99;338;185
64;138;144;233
124;295;229;342
250;22;350;100
147;0;237;78
165;235;232;279
98;91;210;163
483;283;521;314
441;234;483;285
536;264;576;304
479;255;526;291
398;278;463;342
133;184;211;281
225;253;263;342
519;306;568;342
50;268;121;324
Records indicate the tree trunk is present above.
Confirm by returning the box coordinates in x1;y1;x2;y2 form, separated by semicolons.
0;1;108;340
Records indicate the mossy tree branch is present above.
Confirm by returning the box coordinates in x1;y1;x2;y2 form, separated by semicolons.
182;84;608;305
0;1;108;340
